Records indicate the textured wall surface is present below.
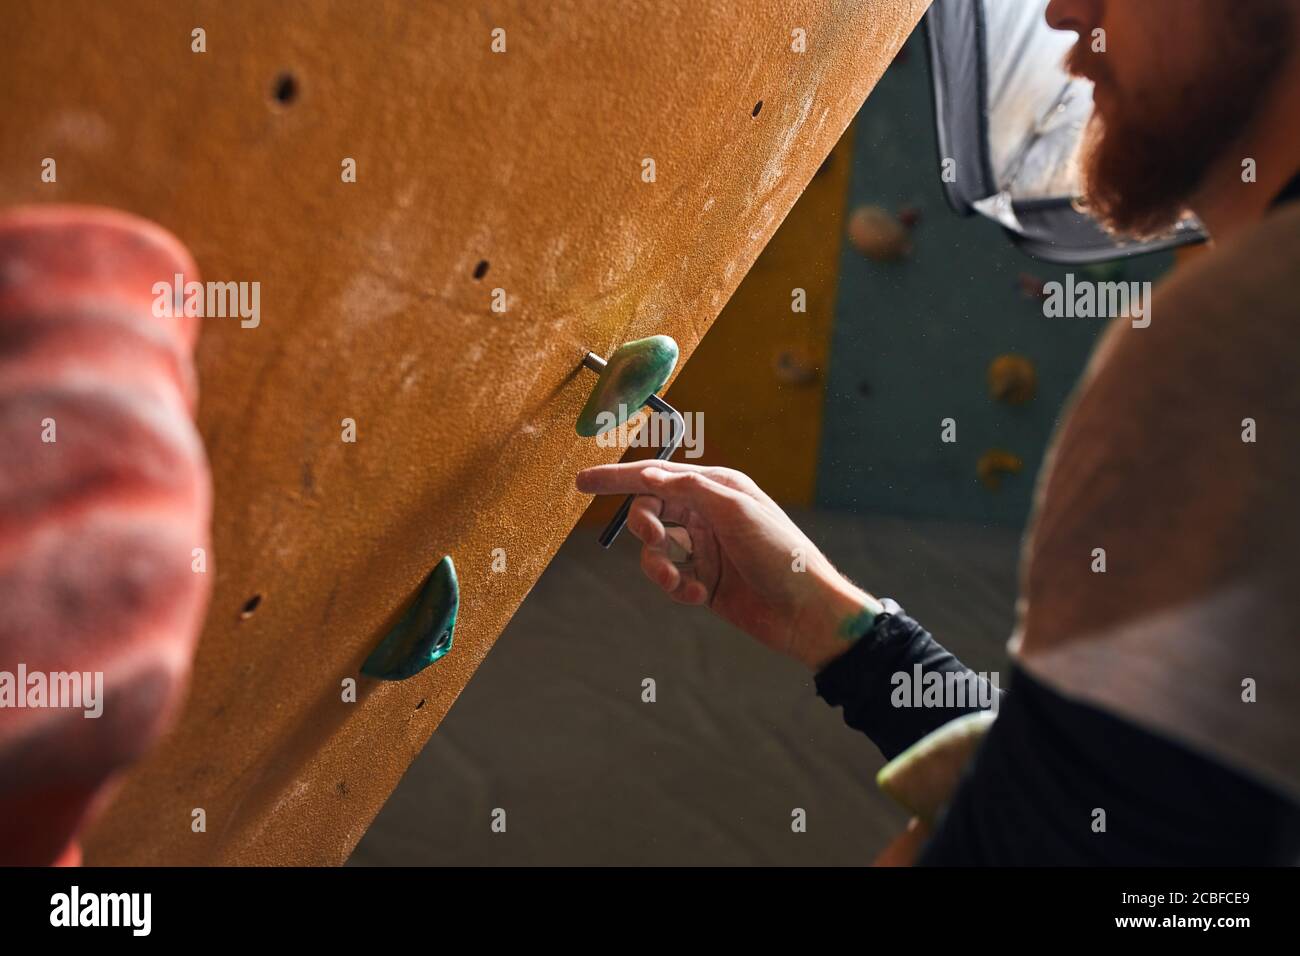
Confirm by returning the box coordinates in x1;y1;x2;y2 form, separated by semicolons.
0;0;927;863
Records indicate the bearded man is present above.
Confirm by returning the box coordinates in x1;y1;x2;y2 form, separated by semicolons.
578;0;1300;863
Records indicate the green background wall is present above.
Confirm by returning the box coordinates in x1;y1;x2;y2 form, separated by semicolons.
817;34;1171;529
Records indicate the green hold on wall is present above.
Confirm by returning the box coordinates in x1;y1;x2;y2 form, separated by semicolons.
576;335;678;438
361;555;459;681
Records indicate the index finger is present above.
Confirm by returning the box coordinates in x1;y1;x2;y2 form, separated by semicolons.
576;459;708;495
577;462;750;523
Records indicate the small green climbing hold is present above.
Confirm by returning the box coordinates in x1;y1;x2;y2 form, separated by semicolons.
361;555;458;681
576;335;678;438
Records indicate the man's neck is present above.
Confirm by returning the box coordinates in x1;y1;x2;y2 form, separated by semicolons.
1191;59;1300;244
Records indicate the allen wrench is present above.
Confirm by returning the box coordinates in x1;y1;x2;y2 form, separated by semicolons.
581;351;686;548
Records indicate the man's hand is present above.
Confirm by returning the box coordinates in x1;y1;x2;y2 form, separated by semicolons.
576;460;882;670
873;818;929;866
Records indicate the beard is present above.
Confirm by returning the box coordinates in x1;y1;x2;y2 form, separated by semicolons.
1066;3;1294;239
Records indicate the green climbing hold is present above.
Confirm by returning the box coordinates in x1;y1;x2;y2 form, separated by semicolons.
361;555;458;681
576;335;679;438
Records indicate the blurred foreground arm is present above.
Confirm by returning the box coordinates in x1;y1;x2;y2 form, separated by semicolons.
0;207;212;865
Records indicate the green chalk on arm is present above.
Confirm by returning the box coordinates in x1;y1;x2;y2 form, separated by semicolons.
361;555;458;681
837;597;885;642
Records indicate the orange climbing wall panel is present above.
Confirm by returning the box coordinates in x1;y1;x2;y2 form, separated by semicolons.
0;0;928;864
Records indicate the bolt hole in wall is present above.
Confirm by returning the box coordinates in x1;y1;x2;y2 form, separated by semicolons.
472;259;489;280
239;594;263;620
271;71;298;105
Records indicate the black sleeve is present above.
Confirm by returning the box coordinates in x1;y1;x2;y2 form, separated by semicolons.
814;604;1004;760
919;667;1300;865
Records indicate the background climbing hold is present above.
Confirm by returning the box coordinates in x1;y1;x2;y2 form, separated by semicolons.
846;204;912;261
576;335;679;438
773;348;820;386
977;449;1023;490
362;556;459;681
1083;260;1128;282
896;204;922;228
1016;271;1048;300
987;354;1037;405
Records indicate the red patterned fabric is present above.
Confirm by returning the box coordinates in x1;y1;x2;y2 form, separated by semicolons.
0;206;212;865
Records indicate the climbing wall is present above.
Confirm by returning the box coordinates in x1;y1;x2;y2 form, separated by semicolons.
652;128;857;507
0;0;927;863
579;124;855;527
818;32;1172;528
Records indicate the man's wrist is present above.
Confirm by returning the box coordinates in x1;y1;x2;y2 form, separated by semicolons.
793;573;885;672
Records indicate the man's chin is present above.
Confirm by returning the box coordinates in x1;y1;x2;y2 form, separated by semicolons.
1078;119;1192;240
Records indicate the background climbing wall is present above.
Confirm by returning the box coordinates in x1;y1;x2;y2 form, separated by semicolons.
656;32;1173;533
0;0;928;864
654;131;857;506
815;32;1173;528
